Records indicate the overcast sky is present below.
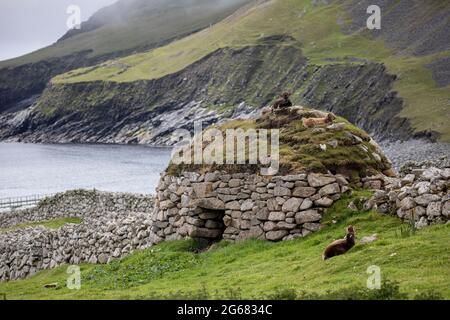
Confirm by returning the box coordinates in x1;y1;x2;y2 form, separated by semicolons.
0;0;117;61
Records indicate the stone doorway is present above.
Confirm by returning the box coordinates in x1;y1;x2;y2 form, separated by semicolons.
191;208;226;243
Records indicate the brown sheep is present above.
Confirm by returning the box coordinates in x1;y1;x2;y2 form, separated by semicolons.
323;225;356;260
302;112;336;128
271;92;293;112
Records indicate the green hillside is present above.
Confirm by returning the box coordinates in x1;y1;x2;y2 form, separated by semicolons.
0;0;252;112
1;191;449;300
0;0;252;69
54;0;450;142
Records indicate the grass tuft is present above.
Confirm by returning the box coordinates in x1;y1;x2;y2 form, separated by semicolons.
0;217;82;233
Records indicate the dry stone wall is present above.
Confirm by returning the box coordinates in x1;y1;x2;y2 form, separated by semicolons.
0;190;154;228
151;171;352;243
363;167;450;227
2;165;447;283
0;190;154;282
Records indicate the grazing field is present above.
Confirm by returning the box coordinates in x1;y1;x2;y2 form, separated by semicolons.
1;191;448;300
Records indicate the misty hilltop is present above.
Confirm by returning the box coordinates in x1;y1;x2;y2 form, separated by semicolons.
0;0;252;112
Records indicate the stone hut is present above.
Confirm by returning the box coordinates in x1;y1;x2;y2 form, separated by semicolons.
150;106;395;243
152;171;354;243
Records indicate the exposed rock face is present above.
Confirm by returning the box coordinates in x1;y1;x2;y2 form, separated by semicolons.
151;171;353;243
0;0;253;113
0;190;154;282
0;40;417;144
2;1;448;146
299;63;418;141
0;51;94;113
0;42;306;145
343;0;450;57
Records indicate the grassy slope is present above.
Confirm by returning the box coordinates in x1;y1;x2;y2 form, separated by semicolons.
1;191;449;300
53;0;450;142
0;0;252;69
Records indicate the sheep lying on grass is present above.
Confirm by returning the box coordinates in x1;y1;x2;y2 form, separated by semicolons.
323;225;356;260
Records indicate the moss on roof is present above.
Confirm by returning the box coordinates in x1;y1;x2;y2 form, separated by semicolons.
167;106;393;178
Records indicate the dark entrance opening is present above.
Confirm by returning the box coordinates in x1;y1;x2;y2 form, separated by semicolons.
196;208;226;243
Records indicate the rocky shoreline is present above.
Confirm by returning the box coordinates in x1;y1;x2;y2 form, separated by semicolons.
380;140;450;171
